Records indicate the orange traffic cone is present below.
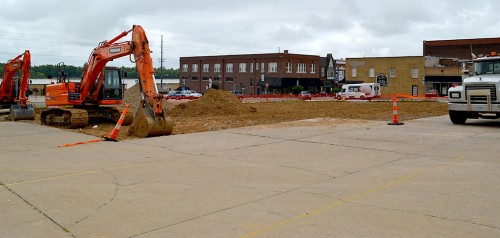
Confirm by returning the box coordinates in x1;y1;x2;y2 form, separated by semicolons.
103;104;130;141
388;94;404;125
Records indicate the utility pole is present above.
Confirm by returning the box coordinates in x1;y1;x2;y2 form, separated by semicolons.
159;35;165;88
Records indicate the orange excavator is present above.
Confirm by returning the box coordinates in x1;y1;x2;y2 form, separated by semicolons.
42;25;173;137
0;50;35;120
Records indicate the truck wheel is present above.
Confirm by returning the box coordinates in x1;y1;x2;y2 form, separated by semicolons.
449;110;467;124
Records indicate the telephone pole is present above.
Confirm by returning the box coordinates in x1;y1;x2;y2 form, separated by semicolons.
159;35;165;88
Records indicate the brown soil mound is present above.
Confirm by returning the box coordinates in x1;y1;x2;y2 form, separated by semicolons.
169;89;255;117
122;83;174;113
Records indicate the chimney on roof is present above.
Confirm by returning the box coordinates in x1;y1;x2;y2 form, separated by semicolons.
284;50;289;54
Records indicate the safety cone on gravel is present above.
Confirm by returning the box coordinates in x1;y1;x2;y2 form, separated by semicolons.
103;104;130;141
388;94;404;125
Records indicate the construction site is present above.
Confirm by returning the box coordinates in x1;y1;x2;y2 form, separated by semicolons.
0;86;449;140
1;21;499;237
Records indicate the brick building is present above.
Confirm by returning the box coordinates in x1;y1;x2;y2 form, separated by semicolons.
423;38;500;59
345;56;425;96
423;38;500;95
179;51;321;95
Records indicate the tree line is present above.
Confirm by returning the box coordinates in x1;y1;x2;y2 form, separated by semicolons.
0;63;180;79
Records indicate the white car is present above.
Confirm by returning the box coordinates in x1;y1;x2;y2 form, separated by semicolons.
181;90;202;99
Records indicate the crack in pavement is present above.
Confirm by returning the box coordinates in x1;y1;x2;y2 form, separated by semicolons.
349;200;500;230
0;182;76;237
68;171;120;228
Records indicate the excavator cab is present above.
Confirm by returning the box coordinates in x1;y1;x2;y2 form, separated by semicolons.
100;67;123;100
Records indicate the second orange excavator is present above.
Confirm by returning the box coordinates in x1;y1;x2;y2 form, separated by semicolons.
0;50;35;120
42;25;173;137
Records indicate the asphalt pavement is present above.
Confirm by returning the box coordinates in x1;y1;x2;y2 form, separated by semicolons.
0;116;499;238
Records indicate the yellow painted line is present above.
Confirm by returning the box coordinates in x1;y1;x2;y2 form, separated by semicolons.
5;162;157;186
240;157;465;238
6;170;103;186
0;168;79;173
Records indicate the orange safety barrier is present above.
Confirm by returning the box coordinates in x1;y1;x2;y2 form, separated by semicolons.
57;104;129;147
103;104;129;141
388;94;404;125
58;139;102;148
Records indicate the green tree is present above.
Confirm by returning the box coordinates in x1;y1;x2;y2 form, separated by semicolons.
291;85;304;94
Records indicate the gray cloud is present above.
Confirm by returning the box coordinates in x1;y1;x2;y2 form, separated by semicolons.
1;0;499;70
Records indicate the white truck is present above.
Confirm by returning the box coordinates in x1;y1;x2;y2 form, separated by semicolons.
448;53;500;124
337;83;381;100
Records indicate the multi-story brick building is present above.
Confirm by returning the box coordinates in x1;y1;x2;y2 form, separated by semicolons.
423;38;500;95
345;56;425;96
423;38;500;59
179;51;321;95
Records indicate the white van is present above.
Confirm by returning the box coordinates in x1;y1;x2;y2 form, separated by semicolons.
337;83;381;100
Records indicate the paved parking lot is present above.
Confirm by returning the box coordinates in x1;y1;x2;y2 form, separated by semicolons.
0;116;499;237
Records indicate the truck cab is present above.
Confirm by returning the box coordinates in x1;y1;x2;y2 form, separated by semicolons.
448;53;500;124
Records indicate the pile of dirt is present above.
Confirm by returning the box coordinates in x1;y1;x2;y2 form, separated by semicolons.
122;83;174;113
169;89;255;117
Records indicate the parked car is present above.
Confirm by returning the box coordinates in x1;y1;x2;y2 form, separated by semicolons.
298;91;312;100
167;91;182;100
231;91;244;99
181;90;202;99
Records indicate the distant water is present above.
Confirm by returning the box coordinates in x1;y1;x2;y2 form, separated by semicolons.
29;78;179;89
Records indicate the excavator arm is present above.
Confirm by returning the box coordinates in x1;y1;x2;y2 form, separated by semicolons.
128;25;173;137
1;50;29;103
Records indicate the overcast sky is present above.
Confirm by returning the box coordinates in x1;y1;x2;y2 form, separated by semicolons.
1;0;499;71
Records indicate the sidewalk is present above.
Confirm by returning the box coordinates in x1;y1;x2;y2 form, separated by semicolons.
1;117;498;237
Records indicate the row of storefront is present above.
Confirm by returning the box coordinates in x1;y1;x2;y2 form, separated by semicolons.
179;38;500;96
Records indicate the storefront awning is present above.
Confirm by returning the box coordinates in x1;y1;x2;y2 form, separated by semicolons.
424;76;462;83
257;78;322;87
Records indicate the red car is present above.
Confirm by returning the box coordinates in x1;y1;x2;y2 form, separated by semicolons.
298;91;312;100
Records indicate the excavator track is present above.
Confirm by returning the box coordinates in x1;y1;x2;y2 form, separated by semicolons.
41;108;88;128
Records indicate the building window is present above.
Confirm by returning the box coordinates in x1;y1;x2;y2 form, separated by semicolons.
390;67;396;78
352;67;357;78
202;77;209;81
239;63;247;72
412;67;418;79
369;68;375;78
261;62;265;72
225;77;233;82
297;63;306;73
192;77;198;81
268;62;277;73
256;62;259;70
226;63;233;73
321;67;325;77
310;64;316;73
203;64;209;73
250;78;254;86
182;64;188;72
192;64;198;73
250;63;254;73
287;63;293;73
214;63;221;73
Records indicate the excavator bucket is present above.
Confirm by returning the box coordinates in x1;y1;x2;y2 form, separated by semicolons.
128;105;173;138
10;104;35;121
